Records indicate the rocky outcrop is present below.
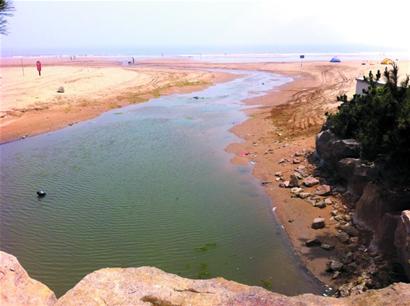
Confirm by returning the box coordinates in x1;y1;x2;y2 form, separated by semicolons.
56;267;410;306
395;211;410;278
316;129;410;280
0;251;57;306
1;250;410;305
316;130;360;168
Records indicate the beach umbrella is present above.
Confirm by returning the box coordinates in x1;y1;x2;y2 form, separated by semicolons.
330;57;341;63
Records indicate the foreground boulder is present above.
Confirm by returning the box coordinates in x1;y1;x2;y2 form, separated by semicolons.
0;251;56;306
1;251;410;305
56;267;410;306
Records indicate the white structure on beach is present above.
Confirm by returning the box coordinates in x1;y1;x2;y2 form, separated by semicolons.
355;77;385;95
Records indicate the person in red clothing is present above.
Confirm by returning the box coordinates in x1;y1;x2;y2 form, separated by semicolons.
36;60;42;76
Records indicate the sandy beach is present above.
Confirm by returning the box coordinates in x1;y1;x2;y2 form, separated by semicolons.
0;57;234;143
1;56;409;289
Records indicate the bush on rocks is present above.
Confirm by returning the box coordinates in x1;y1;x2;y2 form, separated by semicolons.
326;64;410;181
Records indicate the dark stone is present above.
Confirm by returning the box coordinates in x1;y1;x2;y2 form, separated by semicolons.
37;190;46;197
312;218;325;229
289;174;300;187
305;239;322;247
316;129;360;167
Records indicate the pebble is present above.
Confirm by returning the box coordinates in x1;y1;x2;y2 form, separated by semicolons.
312;218;325;229
298;192;311;199
328;260;344;271
342;224;359;237
279;181;290;188
290;187;303;195
289;174;300;187
305;238;322;247
314;201;326;209
321;243;335;251
337;231;350;243
315;184;332;196
303;176;320;187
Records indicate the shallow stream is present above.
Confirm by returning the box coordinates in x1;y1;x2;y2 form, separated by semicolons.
0;70;320;296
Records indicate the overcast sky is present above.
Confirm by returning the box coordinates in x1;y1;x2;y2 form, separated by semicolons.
2;0;410;55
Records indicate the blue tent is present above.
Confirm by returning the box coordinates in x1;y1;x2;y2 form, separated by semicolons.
330;57;341;63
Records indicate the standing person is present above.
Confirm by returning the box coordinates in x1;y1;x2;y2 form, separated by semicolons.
36;60;42;76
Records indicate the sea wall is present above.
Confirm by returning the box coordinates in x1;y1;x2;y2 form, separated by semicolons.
1;251;409;306
316;129;410;280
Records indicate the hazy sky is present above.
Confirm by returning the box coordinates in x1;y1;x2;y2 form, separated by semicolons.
2;0;410;55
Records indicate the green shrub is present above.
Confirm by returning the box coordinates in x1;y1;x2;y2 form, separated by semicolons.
327;64;410;175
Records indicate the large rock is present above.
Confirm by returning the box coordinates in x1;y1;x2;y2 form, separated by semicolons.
316;130;360;167
0;251;57;306
355;184;410;253
56;266;410;306
395;210;410;280
337;158;379;198
1;251;410;305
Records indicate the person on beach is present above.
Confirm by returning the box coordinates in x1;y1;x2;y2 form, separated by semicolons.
36;60;42;76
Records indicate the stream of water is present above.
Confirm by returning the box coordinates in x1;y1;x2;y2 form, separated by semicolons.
0;70;321;296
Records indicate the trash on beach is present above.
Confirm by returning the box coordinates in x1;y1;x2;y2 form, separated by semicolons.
57;86;65;93
239;151;250;157
250;160;256;165
37;190;47;197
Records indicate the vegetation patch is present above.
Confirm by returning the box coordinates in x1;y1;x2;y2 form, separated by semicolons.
327;64;410;179
195;242;217;252
197;263;211;279
260;278;273;290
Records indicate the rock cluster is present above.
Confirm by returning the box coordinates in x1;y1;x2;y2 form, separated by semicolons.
274;144;407;297
315;128;410;293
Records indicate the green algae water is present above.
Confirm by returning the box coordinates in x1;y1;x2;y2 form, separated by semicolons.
0;71;320;296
